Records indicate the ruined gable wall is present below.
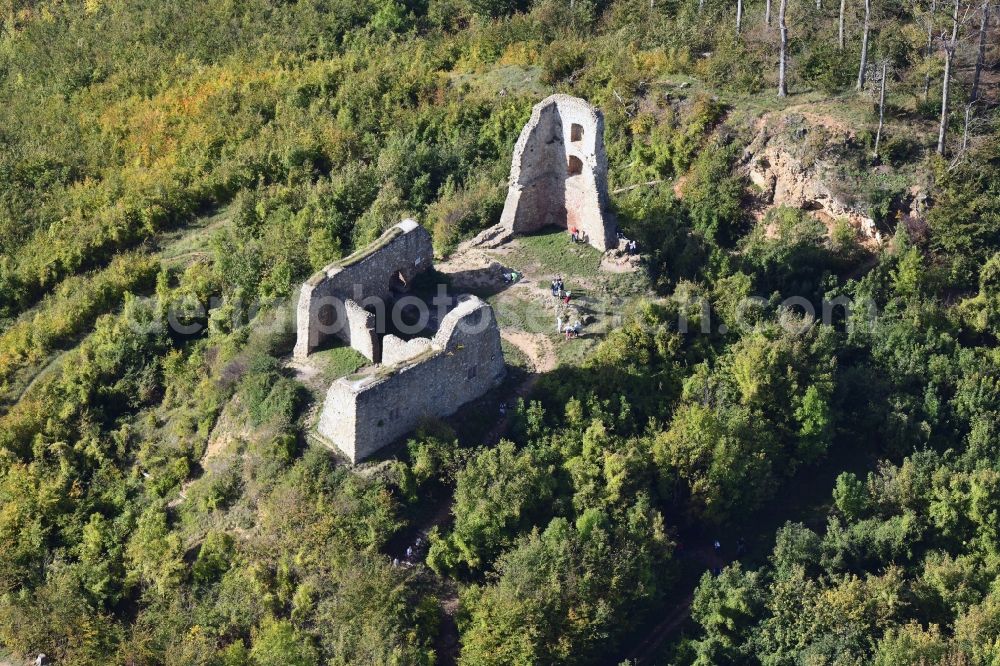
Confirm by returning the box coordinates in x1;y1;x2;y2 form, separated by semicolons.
293;219;433;359
317;382;359;460
499;95;615;251
317;298;505;462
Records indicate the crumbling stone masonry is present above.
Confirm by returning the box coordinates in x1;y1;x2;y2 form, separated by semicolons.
294;219;433;361
317;296;505;463
499;94;616;251
293;219;506;462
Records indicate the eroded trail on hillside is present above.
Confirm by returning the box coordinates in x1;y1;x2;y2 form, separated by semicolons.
500;329;557;374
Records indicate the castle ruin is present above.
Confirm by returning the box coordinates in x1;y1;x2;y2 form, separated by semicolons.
294;219;434;363
318;296;504;462
499;94;615;251
294;219;505;463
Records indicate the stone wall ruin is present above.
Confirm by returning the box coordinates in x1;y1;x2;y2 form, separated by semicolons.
293;219;433;361
499;94;615;251
293;219;506;463
317;296;505;463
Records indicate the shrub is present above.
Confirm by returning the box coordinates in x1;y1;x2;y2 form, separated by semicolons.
540;39;588;84
800;43;856;93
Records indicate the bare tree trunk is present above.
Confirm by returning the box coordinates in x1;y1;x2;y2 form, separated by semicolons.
856;0;871;89
779;0;789;97
766;0;773;25
737;0;744;32
839;0;847;48
817;0;822;9
874;60;888;158
937;0;959;155
699;0;705;13
970;0;988;103
961;0;989;151
923;0;936;101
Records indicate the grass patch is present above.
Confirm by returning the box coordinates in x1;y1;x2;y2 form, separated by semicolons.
553;332;600;367
491;293;554;335
500;339;531;371
158;205;233;269
449;65;547;98
310;345;369;383
509;229;603;278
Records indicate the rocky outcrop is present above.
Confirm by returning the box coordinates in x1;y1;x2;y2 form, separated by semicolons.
743;113;885;245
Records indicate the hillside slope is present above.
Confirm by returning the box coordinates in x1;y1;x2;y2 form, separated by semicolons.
0;1;998;665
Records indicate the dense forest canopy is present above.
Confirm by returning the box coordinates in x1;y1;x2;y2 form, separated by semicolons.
0;0;998;664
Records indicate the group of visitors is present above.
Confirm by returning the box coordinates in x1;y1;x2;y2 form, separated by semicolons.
616;229;639;255
550;277;573;304
552;276;583;339
556;314;583;340
569;226;588;244
550;276;565;298
708;537;748;576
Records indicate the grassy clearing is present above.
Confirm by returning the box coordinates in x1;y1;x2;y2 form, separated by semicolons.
553;330;601;367
500;338;532;371
449;64;548;98
509;229;603;278
311;345;369;384
486;229;656;373
491;293;554;335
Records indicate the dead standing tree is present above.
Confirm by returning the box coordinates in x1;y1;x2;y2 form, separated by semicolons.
936;0;960;155
857;0;873;88
872;60;891;159
839;0;847;47
923;0;938;101
779;0;790;96
961;0;990;152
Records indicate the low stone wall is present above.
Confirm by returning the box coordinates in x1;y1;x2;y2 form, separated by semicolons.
381;334;432;366
317;297;505;462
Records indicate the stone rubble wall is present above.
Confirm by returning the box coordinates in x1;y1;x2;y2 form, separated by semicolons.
499;94;615;251
317;297;505;463
341;299;379;363
380;334;433;366
294;219;433;359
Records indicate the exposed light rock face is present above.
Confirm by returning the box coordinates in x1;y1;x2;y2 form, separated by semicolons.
317;297;505;463
294;219;433;360
743;115;886;245
499;94;615;251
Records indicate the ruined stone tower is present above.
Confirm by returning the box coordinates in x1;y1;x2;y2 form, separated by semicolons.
499;94;615;251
